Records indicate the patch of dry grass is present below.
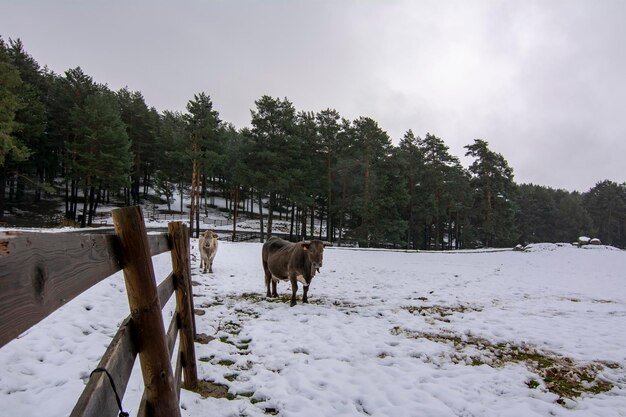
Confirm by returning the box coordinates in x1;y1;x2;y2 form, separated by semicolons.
391;327;616;402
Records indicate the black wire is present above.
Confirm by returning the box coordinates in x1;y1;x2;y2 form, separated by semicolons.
90;367;129;417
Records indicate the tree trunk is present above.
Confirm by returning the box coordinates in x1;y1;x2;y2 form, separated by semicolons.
80;185;89;228
327;151;333;242
87;186;95;226
456;211;461;249
318;205;324;240
0;165;6;219
71;181;78;222
35;167;42;202
190;160;197;236
65;177;69;219
179;181;184;214
93;187;102;222
166;183;172;211
310;202;315;238
232;185;239;241
201;174;207;215
289;203;295;240
267;193;274;238
434;192;440;250
301;206;307;240
258;190;265;242
195;182;200;238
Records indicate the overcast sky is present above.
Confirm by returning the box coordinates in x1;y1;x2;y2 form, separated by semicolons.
2;0;625;192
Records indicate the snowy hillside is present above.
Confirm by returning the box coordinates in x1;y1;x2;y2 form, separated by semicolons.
1;240;625;417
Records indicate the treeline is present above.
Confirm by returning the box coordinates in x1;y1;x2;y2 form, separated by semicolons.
1;37;625;248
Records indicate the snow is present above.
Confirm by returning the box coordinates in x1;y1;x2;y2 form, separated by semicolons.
1;236;625;417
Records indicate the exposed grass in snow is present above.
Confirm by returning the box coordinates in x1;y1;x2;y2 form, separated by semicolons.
390;326;616;401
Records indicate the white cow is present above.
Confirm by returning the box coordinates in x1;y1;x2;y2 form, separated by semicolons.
199;230;219;273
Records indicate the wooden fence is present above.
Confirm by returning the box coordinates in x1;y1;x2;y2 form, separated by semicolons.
0;206;198;417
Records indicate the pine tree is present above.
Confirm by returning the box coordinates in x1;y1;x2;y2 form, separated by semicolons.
316;108;342;242
0;38;28;167
155;111;189;212
339;117;395;245
0;38;30;218
5;38;47;202
117;88;159;204
465;139;517;247
185;93;221;237
51;67;100;221
515;184;559;244
69;90;132;226
583;180;626;247
249;95;297;240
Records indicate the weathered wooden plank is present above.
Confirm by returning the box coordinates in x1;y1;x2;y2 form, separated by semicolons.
175;351;183;399
70;273;178;417
168;222;199;390
0;231;120;348
0;231;171;349
166;311;179;357
112;207;181;417
70;317;137;417
147;233;171;257
157;272;176;309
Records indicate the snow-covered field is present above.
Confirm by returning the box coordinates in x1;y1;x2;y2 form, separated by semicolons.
1;239;625;417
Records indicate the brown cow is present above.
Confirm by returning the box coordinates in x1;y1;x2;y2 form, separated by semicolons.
199;230;219;273
262;237;326;306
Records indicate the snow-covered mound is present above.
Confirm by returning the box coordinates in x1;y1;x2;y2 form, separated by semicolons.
523;242;622;252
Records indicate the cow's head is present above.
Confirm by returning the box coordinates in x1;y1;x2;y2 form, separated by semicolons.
302;240;326;279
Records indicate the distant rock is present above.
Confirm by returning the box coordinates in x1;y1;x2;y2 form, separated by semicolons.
577;236;602;247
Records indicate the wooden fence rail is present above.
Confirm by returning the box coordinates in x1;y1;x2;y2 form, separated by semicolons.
0;206;198;417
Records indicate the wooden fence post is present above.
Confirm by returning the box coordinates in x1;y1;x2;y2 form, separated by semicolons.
112;207;181;417
168;222;198;390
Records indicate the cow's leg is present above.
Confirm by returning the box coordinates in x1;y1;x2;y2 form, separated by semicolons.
289;275;298;307
302;284;309;304
209;261;213;273
271;279;278;297
263;261;272;297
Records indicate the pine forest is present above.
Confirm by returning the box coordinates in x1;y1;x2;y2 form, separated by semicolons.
1;37;625;249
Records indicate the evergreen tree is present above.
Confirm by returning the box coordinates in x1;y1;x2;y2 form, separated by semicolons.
465;139;517;247
117;88;159;204
0;38;30;218
69;90;132;226
155;111;189;212
316;108;342;241
185;92;221;237
0;38;29;167
221;125;251;240
583;180;626;247
372;146;408;246
398;130;423;248
515;184;559;244
5;38;47;202
51;67;100;221
249;95;297;240
554;190;592;243
339;117;396;245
